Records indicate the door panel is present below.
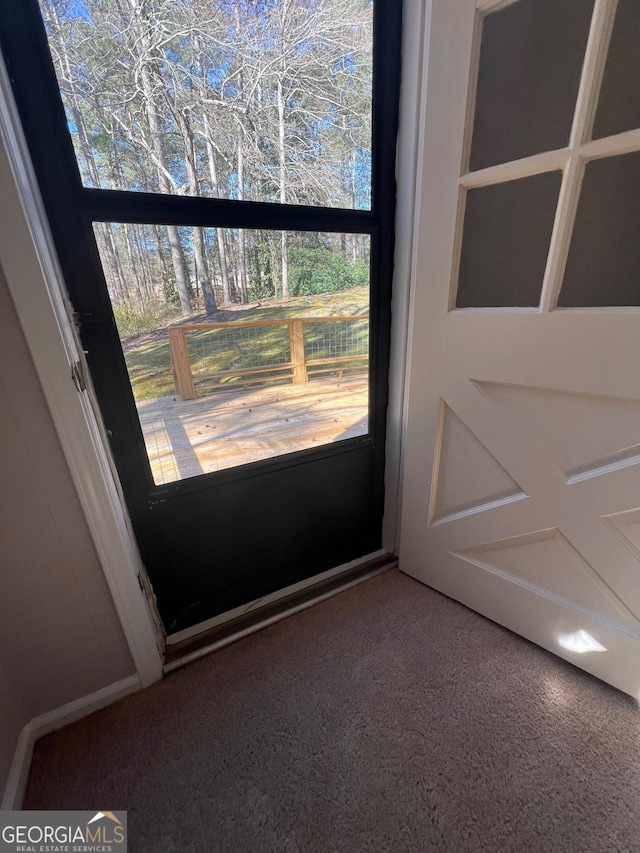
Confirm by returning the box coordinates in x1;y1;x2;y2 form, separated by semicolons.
456;171;562;307
469;0;593;171
592;0;640;139
148;447;379;630
560;151;640;306
400;0;640;697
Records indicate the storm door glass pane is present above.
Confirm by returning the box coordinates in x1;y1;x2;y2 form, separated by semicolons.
469;0;593;172
455;172;561;308
94;224;370;484
559;153;640;307
39;0;373;209
592;0;640;140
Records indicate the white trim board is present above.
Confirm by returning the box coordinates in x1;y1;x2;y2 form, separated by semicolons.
383;0;429;553
1;676;140;811
0;54;164;686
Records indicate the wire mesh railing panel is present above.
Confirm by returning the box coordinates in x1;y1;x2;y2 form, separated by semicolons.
186;324;291;376
303;319;369;363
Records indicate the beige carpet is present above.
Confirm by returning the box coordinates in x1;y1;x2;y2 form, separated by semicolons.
24;570;640;852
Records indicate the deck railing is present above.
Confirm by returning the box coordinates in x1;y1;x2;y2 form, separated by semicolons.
168;316;369;400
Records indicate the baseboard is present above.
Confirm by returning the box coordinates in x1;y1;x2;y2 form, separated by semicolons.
1;727;35;812
1;674;140;810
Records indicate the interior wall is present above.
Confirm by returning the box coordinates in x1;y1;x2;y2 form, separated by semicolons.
0;260;135;792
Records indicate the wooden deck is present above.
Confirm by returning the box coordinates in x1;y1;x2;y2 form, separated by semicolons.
137;373;368;485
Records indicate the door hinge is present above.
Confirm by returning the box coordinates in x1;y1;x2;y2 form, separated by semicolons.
71;360;86;393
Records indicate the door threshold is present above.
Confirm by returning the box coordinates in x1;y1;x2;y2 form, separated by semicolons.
167;548;390;646
164;553;397;673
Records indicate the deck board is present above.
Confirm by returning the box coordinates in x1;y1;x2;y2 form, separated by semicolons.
137;374;368;484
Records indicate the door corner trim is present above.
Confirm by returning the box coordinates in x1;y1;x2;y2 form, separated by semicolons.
0;53;163;687
383;0;431;554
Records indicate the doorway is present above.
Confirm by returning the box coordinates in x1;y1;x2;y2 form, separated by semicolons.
0;0;402;634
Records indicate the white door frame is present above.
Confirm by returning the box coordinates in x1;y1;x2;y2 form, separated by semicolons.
0;54;163;688
384;0;431;552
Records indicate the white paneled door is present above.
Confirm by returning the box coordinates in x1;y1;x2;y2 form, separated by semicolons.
400;0;640;696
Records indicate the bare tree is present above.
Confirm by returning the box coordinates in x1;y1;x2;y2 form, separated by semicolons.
42;0;373;316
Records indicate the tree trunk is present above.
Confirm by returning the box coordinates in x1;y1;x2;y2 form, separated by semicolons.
45;3;130;304
195;229;217;315
165;225;191;315
277;80;289;298
350;153;359;262
134;225;155;302
154;226;173;304
130;0;191;315
176;111;217;315
122;224;145;306
202;114;232;304
112;138;148;303
100;224;128;303
236;129;249;303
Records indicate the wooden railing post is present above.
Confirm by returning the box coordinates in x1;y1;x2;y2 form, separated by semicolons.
289;319;307;384
168;327;196;400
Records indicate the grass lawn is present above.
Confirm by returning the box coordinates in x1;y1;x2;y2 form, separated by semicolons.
123;288;370;401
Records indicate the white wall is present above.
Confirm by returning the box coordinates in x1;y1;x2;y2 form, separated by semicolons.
0;261;135;795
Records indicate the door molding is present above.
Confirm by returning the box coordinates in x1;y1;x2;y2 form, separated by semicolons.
383;0;430;552
0;53;163;688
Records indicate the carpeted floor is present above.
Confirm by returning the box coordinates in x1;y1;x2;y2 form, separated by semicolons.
24;570;640;852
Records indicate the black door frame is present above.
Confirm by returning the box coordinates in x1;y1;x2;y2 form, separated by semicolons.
0;0;403;634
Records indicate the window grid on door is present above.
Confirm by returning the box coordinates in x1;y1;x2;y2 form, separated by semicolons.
450;0;640;313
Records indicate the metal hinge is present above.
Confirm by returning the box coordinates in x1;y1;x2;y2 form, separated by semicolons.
71;360;86;393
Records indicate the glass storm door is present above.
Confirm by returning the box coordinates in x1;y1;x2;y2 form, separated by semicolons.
0;0;401;634
400;0;640;697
